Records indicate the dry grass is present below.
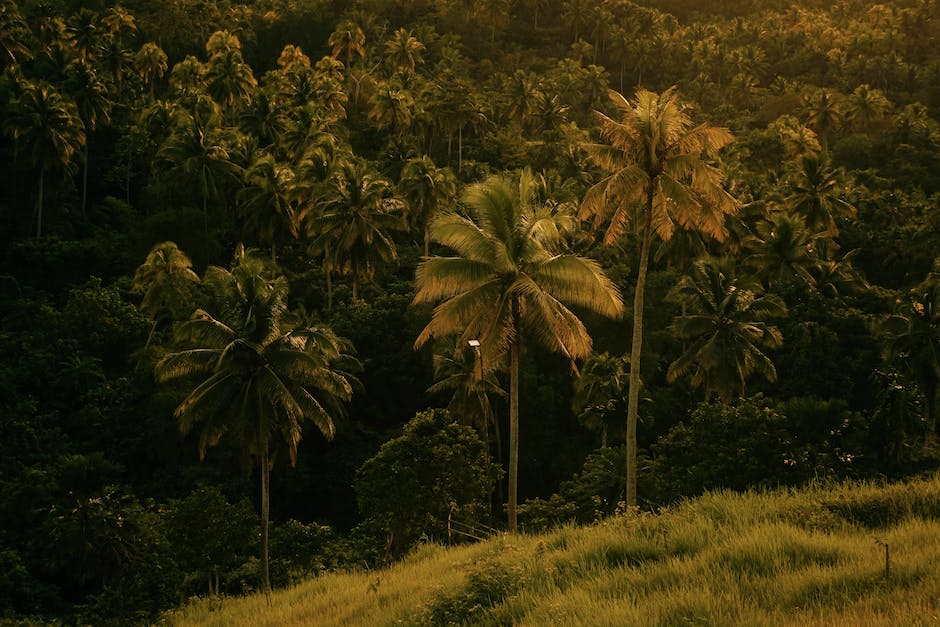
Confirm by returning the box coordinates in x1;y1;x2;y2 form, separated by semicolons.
163;474;940;626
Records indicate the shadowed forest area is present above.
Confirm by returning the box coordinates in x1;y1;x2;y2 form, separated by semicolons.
1;0;939;622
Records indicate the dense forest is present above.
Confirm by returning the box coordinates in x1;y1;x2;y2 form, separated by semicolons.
1;0;939;622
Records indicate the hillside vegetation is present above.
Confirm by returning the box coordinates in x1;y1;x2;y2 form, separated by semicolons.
166;475;940;626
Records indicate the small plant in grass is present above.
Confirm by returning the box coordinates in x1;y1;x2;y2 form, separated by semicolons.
426;560;524;625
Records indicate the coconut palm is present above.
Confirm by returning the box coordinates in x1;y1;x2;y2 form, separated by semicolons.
384;28;425;76
785;153;856;238
844;84;891;132
2;80;85;237
802;89;843;153
156;109;242;233
155;248;357;595
328;20;366;69
307;158;406;301
135;42;168;101
580;87;738;505
205;47;257;114
745;211;823;290
64;60;112;219
132;241;200;347
236;153;296;261
882;282;940;434
427;346;505;448
0;0;33;70
666;256;787;403
398;155;457;255
414;169;623;531
572;352;630;447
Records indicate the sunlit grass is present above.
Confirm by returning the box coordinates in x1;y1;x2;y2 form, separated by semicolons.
164;474;940;626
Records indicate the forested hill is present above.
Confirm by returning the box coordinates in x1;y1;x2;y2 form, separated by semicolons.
1;0;939;623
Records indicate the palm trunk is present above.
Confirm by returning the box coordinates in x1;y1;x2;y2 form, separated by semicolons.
625;193;653;507
507;301;520;532
36;169;44;238
260;447;271;598
82;141;89;220
424;224;430;257
352;276;359;301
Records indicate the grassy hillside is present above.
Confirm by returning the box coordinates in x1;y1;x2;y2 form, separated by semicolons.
164;476;940;626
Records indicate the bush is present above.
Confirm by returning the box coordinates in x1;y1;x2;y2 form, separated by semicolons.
354;409;500;561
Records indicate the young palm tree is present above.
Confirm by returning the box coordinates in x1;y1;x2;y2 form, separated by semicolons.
155;248;358;595
64;60;112;219
580;87;738;505
666;256;787;403
384;28;425;76
2;80;85;237
414;169;623;531
745;211;823;290
135;42;168;101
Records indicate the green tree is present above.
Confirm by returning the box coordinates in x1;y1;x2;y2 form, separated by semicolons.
328;20;366;69
384;28;425;76
745;211;822;290
572;352;629;448
581;87;737;505
414;170;623;531
666;256;787;403
155;248;357;595
135;42;168;101
354;409;498;559
2;80;85;237
64;60;112;219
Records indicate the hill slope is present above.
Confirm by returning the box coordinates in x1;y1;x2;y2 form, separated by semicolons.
164;476;940;626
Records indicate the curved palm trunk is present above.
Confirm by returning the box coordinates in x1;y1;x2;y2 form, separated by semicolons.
508;327;520;533
260;446;272;599
625;195;653;507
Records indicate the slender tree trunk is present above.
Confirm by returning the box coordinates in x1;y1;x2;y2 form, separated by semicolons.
508;302;520;532
36;169;44;238
493;405;504;509
260;447;271;598
458;126;463;174
352;276;359;301
424;224;430;257
326;269;333;310
82;141;89;220
625;194;653;507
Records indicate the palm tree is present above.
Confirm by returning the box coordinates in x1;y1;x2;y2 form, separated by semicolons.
572;352;629;447
384;28;425;76
0;0;33;70
802;89;843;153
328;20;366;69
236;153;296;261
157;109;241;233
580;87;738;505
64;60;112;219
882;282;940;434
414;169;623;531
132;241;200;347
206;47;257;115
844;84;891;133
307;158;406;301
155;248;357;595
135;42;168;101
666;256;787;403
745;211;823;290
785;153;856;238
427;346;505;448
398;155;457;255
2;80;85;237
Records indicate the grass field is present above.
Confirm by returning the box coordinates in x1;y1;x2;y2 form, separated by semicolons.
163;475;940;626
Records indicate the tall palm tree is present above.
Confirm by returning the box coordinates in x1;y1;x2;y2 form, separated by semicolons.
155;248;357;595
64;60;112;219
2;80;85;237
414;169;623;531
580;87;738;505
0;0;33;70
802;89;843;153
328;20;366;69
206;47;257;115
572;352;629;447
398;155;457;255
307;158;406;301
666;256;787;403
